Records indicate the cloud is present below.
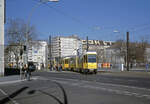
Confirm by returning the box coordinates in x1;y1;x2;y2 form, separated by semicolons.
113;30;119;33
94;26;101;30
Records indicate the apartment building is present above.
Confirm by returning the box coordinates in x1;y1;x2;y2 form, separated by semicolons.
82;40;115;50
51;36;82;60
28;41;48;70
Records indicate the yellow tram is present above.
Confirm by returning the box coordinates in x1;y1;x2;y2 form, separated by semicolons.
61;51;98;74
81;51;98;74
62;57;70;71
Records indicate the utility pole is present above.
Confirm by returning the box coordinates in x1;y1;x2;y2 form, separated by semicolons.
86;36;89;51
58;36;61;64
0;0;5;76
126;32;129;71
49;35;52;66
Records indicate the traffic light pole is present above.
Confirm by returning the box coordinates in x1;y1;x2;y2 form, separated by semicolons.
126;32;129;71
86;36;89;52
49;35;52;66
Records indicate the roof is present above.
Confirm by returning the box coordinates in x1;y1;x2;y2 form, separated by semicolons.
85;51;97;54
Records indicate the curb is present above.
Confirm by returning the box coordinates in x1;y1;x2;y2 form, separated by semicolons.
98;71;150;78
0;77;39;85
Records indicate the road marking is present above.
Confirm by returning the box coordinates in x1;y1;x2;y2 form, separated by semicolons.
97;77;139;82
40;76;150;99
0;80;22;85
0;77;39;85
0;89;20;104
51;79;150;99
47;76;150;91
48;71;78;74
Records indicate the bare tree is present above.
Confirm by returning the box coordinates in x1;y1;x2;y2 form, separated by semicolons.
114;38;149;67
135;38;148;64
5;18;38;68
5;18;37;44
112;40;127;64
113;40;126;57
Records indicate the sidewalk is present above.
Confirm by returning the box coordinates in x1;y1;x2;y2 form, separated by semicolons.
0;75;39;85
99;70;150;78
98;67;150;72
0;75;22;85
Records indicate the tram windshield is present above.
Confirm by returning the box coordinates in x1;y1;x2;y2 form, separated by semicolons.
88;54;96;63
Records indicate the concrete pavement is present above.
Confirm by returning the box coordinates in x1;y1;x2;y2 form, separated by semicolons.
47;69;150;78
98;70;150;78
0;69;150;86
0;75;21;85
0;75;39;85
0;71;150;104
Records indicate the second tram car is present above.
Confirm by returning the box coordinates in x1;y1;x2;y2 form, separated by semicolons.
62;51;98;74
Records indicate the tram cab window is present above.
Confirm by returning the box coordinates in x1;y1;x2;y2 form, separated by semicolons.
88;55;96;63
65;59;69;64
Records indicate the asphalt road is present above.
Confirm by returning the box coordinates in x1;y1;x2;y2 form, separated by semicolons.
0;71;150;104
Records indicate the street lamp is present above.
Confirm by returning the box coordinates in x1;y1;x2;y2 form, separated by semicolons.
25;0;59;66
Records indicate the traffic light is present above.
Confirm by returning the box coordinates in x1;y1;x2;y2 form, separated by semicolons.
20;49;23;56
24;45;26;51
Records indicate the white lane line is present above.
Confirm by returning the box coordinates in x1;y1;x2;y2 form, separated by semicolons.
0;89;20;104
0;80;22;85
98;77;139;82
51;79;150;99
37;76;150;99
47;76;150;91
95;81;150;91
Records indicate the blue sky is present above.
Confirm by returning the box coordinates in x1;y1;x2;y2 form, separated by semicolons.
6;0;150;42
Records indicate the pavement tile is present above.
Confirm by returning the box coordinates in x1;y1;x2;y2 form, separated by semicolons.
0;75;20;82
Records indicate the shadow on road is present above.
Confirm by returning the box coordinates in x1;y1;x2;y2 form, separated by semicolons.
0;86;29;104
27;81;68;104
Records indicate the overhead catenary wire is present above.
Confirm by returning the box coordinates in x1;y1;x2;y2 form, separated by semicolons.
32;0;94;30
32;0;150;41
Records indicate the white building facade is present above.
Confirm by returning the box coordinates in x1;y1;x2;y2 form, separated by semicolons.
82;40;115;50
28;41;48;70
145;48;150;63
51;36;82;59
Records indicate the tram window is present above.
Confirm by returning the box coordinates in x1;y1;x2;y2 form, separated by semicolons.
65;59;69;64
88;55;96;63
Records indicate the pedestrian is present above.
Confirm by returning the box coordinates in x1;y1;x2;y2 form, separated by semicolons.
56;65;58;71
58;64;62;71
42;63;44;70
146;63;149;72
130;63;133;69
110;63;112;70
50;64;53;71
20;63;24;80
27;63;32;81
53;64;56;71
60;64;62;71
23;64;27;79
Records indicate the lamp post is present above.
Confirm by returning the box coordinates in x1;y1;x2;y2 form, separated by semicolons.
113;30;126;71
25;0;59;66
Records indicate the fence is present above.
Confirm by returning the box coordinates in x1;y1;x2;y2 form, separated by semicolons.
97;48;150;72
